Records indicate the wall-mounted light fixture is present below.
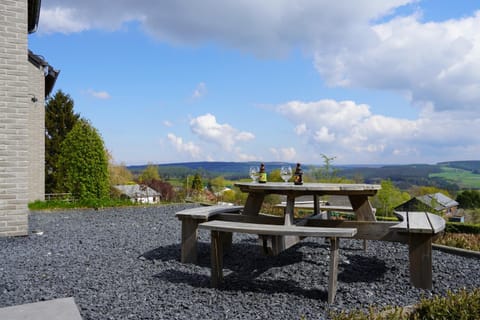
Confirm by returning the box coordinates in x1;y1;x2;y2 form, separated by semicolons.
29;94;38;103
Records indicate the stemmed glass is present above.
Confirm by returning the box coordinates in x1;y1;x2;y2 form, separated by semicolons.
249;166;259;182
280;165;293;183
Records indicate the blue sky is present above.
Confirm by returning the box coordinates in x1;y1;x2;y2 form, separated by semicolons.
30;0;480;165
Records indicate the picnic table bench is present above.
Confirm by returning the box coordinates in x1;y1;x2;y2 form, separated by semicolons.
390;211;446;289
306;210;445;289
176;205;243;263
198;220;357;304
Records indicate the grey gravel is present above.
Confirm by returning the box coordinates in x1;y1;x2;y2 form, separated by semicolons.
1;204;479;319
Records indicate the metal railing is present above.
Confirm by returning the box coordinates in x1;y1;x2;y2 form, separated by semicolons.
44;193;74;202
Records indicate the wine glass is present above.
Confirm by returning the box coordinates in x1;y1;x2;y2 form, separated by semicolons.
280;165;292;183
249;166;259;182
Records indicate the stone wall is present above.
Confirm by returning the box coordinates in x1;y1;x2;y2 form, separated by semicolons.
0;0;29;236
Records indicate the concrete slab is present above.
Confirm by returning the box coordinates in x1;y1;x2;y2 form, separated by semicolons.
0;297;82;320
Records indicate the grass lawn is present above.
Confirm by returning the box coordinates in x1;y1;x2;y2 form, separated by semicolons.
429;166;480;189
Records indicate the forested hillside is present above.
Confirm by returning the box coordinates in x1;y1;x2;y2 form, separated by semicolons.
338;161;480;191
437;161;480;173
128;161;480;191
129;162;299;180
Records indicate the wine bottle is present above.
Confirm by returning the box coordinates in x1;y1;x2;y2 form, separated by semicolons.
258;163;267;183
293;163;303;185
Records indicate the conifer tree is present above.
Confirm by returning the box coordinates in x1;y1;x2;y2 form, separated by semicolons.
45;90;80;193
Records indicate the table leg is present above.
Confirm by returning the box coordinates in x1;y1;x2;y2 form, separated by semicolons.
243;193;265;216
349;195;375;221
180;218;198;264
349;195;374;251
409;233;432;289
328;237;339;304
264;194;300;255
284;194;295;226
313;194;320;215
211;231;224;288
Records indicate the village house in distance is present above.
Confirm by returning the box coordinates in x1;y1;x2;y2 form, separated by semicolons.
395;192;462;222
114;185;161;204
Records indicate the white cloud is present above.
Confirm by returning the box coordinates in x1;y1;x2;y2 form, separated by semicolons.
190;113;254;151
192;82;207;99
87;89;111;100
314;12;480;112
235;131;255;141
295;123;307;135
270;147;297;161
162;120;173;127
39;3;139;34
167;133;201;158
39;1;413;55
39;7;91;33
277;99;480;163
313;127;335;143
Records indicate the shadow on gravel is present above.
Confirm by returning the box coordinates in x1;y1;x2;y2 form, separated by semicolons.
139;242;227;268
154;269;328;301
140;243;182;262
148;240;332;301
338;255;387;283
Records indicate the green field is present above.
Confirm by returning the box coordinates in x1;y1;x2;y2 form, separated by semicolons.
430;167;480;189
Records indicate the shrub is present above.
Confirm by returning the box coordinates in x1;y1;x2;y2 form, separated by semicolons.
29;198;134;210
445;222;480;234
435;233;480;251
331;306;407;320
57;119;110;200
330;288;480;320
413;288;480;320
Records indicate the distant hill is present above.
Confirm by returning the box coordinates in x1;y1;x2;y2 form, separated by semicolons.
127;160;480;191
128;161;302;180
437;160;480;173
338;161;480;191
338;164;443;187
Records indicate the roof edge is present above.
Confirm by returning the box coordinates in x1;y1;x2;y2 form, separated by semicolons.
28;0;42;34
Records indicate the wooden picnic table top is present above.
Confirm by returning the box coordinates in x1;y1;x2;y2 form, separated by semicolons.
235;182;381;196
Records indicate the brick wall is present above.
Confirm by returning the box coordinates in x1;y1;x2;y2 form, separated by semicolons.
27;61;45;202
0;0;29;236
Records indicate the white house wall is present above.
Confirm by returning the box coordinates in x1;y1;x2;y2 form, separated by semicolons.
27;61;45;202
0;0;29;236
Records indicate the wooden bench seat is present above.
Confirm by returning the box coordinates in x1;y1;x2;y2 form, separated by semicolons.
391;211;445;234
198;220;357;304
390;211;446;289
176;205;243;263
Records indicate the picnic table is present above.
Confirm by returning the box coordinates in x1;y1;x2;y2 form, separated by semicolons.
177;182;445;303
235;182;379;254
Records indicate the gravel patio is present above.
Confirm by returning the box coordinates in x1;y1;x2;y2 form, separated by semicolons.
1;204;479;319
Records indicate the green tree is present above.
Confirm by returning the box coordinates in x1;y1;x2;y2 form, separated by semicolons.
138;164;160;184
208;176;227;193
191;173;203;193
107;150;133;187
222;189;237;203
45;90;80;193
57;119;109;200
268;169;283;182
308;154;344;182
372;180;411;216
457;190;480;209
